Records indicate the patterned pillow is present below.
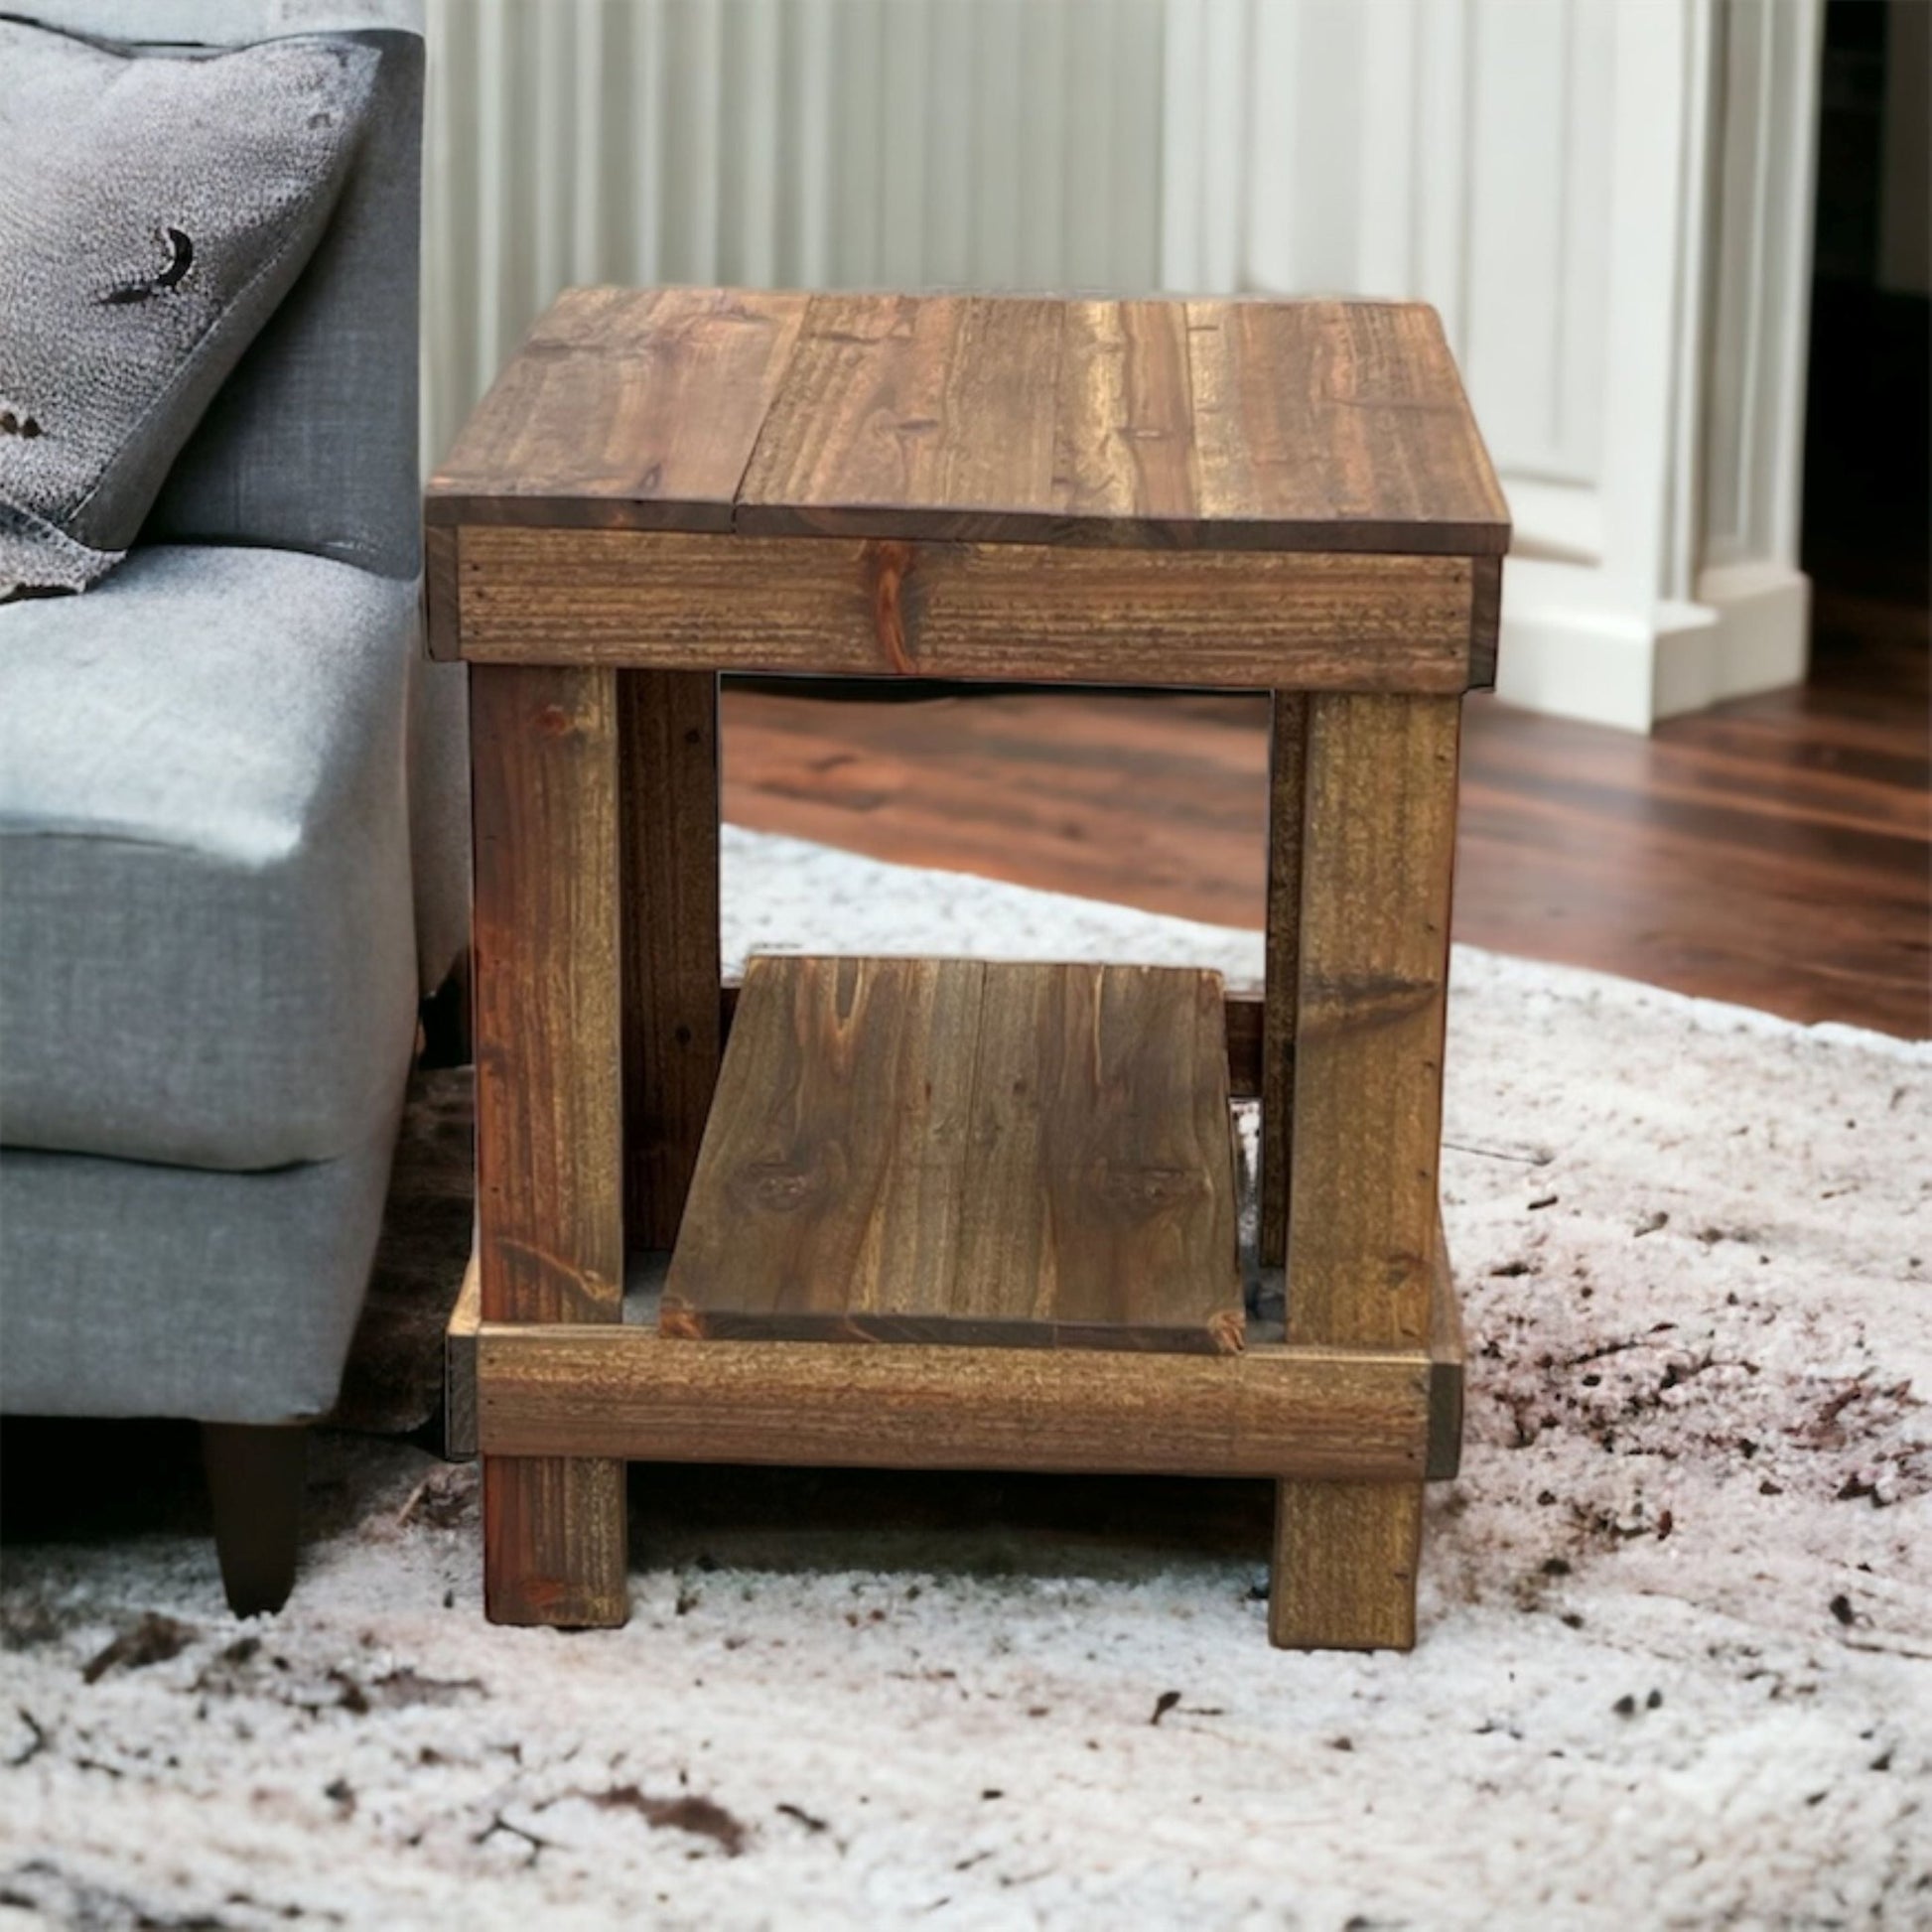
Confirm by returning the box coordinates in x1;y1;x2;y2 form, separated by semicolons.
0;18;379;595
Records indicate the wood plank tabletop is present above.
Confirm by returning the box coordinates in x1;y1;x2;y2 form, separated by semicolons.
661;954;1243;1353
428;286;809;532
428;287;1508;556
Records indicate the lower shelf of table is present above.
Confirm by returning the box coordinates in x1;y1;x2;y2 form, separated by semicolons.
661;954;1245;1355
445;1234;1465;1485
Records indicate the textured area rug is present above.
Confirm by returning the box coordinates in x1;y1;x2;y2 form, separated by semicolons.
3;827;1928;1929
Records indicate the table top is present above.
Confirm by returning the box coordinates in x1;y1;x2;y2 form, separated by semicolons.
427;287;1509;557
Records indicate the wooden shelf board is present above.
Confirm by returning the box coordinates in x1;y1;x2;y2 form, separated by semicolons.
719;974;1269;1097
661;955;1243;1354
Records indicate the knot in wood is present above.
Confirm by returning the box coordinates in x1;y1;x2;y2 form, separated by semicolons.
1091;1160;1201;1215
864;540;917;675
733;1158;825;1215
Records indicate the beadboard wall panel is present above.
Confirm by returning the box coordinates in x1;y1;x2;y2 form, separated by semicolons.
422;0;1164;469
422;0;1821;731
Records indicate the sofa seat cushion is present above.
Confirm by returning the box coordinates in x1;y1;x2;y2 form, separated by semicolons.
0;544;421;1170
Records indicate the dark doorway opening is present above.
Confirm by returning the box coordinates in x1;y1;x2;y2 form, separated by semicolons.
1803;0;1929;635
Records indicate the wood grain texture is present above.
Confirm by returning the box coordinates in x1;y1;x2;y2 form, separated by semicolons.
1224;995;1264;1099
475;1325;1431;1478
1187;299;1509;555
669;954;983;1342
1469;554;1503;690
717;973;1266;1098
428;286;809;528
470;663;627;1626
739;292;1065;542
444;1252;481;1461
455;527;1477;691
1286;694;1460;1352
1270;692;1457;1652
473;665;625;1322
1269;1480;1424;1650
1259;693;1308;1269
1428;1215;1465;1483
663;957;1240;1352
716;629;1929;1037
483;1454;626;1628
1052;299;1198;537
952;962;1239;1352
434;288;1506;556
741;293;1232;547
619;670;722;1250
423;525;461;662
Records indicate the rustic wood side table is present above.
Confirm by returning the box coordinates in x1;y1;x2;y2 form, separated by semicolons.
427;287;1508;1650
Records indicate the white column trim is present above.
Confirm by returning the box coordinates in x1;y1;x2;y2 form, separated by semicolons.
1154;0;1823;734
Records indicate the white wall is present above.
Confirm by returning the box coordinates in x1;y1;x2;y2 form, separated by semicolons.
1160;0;1823;729
422;0;1165;473
423;0;1825;732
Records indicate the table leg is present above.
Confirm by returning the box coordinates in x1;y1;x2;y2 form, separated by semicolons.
472;663;627;1626
1271;692;1459;1649
619;670;723;1251
1259;691;1308;1270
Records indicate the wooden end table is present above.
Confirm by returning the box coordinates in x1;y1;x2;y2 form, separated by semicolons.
427;287;1508;1650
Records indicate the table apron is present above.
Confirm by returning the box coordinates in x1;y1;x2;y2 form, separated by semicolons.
473;1323;1433;1479
446;527;1482;692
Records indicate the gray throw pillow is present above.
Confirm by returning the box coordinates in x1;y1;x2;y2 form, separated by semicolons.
0;18;379;595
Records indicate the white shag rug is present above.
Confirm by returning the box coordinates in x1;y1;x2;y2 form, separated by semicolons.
3;826;1928;1930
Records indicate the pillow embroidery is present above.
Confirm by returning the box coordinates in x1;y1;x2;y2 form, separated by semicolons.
0;20;379;595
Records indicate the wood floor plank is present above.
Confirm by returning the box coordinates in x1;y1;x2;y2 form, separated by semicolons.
717;644;1929;1038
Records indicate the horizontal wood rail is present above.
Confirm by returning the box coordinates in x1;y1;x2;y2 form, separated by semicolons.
446;527;1484;692
447;1229;1464;1480
475;1323;1432;1479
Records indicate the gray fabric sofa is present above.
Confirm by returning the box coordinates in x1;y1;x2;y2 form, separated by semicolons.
0;0;465;1609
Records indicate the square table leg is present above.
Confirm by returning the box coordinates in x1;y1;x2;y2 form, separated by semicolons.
619;670;723;1251
472;663;628;1626
1259;691;1308;1271
1269;692;1459;1649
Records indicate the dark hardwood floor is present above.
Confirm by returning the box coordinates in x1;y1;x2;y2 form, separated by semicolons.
721;588;1929;1039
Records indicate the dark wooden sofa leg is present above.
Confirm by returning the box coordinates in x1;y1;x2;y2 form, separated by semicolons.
201;1423;307;1616
418;948;473;1069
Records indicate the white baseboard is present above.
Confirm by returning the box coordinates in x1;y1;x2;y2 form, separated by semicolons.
1492;557;1811;734
1676;561;1813;713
